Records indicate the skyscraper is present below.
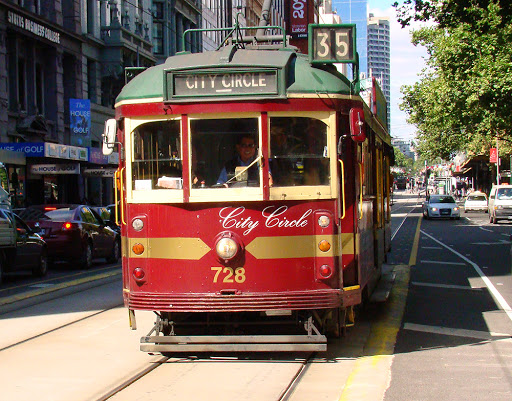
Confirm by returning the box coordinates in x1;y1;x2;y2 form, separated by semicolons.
367;13;391;126
331;0;368;77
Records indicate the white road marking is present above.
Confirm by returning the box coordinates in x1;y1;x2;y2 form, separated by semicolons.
411;281;484;291
470;241;510;245
29;284;56;288
479;227;493;232
420;260;467;266
421;230;512;323
403;323;510;340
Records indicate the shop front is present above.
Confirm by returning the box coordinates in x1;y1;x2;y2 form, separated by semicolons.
0;142;118;207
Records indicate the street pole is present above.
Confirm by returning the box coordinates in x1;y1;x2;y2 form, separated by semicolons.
497;136;500;185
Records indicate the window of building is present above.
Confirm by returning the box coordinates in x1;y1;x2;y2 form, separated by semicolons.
17;56;27;112
87;59;97;104
35;62;44;114
153;22;164;54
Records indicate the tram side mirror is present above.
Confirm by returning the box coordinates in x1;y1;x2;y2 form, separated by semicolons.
102;119;117;156
349;108;366;143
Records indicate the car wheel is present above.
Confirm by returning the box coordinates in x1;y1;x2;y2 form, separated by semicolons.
80;242;93;269
32;249;48;277
107;239;120;263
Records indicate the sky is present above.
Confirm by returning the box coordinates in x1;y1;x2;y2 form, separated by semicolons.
367;0;430;141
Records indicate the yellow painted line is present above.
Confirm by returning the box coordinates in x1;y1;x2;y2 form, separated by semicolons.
408;216;422;266
0;270;121;307
339;264;410;400
339;218;420;400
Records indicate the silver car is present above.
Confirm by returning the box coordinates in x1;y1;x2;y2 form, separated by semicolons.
423;195;460;219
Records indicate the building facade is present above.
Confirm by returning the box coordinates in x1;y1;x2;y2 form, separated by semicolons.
367;13;390;127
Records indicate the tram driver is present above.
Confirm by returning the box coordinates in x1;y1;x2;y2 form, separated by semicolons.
217;135;260;187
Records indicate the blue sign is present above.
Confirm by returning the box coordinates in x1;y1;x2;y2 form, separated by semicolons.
0;142;45;157
70;99;91;147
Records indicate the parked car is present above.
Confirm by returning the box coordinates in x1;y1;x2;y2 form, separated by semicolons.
423;195;460;219
488;185;512;224
90;206;120;234
464;191;488;213
0;209;48;282
19;204;120;269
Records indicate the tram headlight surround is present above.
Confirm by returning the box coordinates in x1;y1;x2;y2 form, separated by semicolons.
214;231;243;263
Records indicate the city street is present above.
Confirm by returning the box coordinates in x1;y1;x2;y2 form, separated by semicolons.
0;192;511;400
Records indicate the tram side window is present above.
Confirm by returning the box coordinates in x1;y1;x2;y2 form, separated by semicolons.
132;120;182;190
270;117;329;186
190;118;259;188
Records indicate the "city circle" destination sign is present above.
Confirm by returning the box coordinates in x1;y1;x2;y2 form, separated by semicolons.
168;70;279;99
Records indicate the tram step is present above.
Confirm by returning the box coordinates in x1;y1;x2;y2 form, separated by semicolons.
370;264;396;303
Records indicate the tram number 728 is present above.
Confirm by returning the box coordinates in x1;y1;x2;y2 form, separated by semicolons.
211;267;247;283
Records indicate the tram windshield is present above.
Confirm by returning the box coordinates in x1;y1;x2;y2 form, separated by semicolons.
269;117;328;187
132;120;182;190
129;115;332;200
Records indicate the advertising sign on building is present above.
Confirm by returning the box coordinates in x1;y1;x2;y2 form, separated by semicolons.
289;0;308;38
70;99;91;147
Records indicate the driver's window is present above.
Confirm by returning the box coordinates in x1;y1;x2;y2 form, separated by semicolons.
190;118;260;188
269;117;329;186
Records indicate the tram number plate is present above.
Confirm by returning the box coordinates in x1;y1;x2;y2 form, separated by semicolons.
309;24;356;64
211;267;246;283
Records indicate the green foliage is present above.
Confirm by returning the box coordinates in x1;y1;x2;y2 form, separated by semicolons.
393;146;414;171
396;1;512;160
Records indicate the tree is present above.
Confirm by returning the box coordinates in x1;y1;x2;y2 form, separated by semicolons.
394;147;414;171
395;1;512;160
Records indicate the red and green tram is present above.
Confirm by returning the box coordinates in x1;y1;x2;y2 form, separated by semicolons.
103;24;393;352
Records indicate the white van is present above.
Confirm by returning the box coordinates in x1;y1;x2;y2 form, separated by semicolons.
488;184;512;223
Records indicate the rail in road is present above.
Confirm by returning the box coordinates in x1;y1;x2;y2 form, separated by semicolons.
4;192;510;400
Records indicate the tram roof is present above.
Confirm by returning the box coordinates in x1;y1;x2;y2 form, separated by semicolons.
115;45;354;104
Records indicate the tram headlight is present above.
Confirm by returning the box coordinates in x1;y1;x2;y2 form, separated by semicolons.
215;237;239;260
132;218;144;231
318;215;330;228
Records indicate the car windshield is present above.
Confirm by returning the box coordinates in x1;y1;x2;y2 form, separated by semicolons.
497;188;512;200
430;196;455;204
468;195;486;201
20;207;76;221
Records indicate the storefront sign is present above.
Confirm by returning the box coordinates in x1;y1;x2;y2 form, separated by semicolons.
7;10;60;44
31;164;80;175
0;142;45;157
169;70;279;98
89;148;119;165
82;168;117;177
70;99;91;147
45;143;88;161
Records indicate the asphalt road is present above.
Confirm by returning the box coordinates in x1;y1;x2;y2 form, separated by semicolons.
386;192;512;401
